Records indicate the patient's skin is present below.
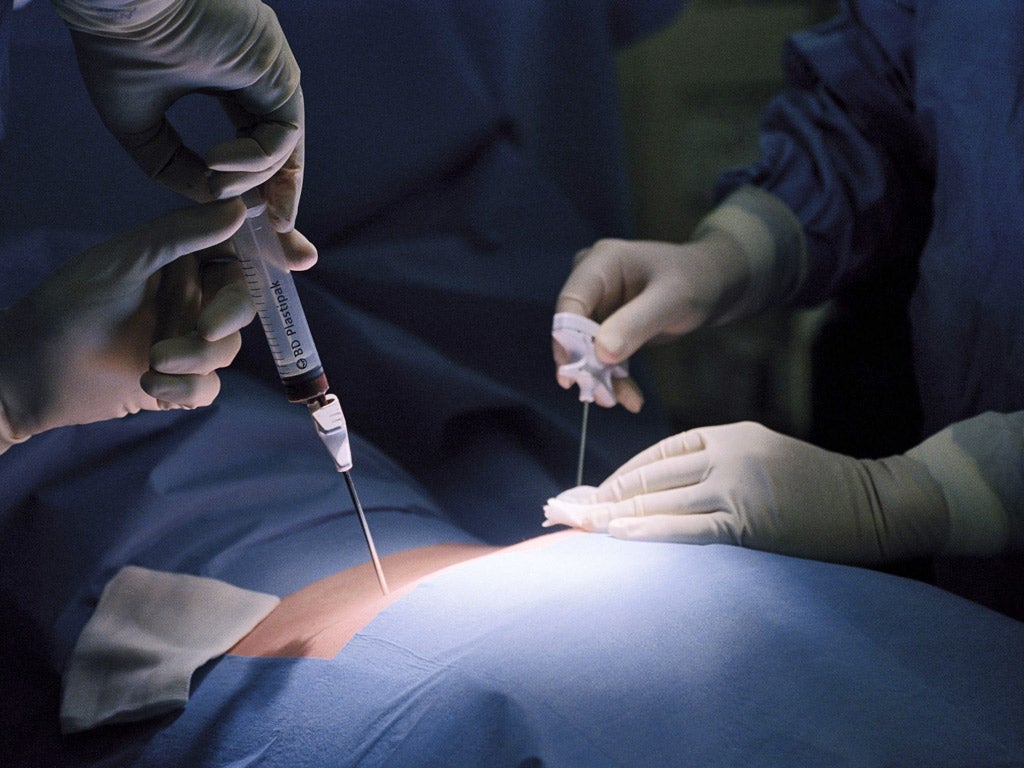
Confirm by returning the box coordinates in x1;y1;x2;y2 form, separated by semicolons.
230;530;578;659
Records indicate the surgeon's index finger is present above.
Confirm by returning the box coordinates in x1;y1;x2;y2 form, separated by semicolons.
152;253;202;345
594;449;710;503
207;80;304;218
605;429;707;479
150;331;243;376
204;125;299;199
205;93;302;176
555;247;607;318
116;116;214;204
596;274;681;362
119;199;248;282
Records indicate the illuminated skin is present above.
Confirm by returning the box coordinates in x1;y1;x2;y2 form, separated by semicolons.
230;531;578;659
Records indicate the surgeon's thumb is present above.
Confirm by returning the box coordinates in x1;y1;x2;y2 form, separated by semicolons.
594;290;666;364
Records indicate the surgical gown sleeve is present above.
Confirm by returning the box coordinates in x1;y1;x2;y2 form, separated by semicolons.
713;1;933;307
908;411;1024;558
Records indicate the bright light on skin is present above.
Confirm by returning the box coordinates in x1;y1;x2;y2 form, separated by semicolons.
231;531;580;659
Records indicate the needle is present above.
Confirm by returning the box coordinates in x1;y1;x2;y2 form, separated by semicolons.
233;190;389;597
343;471;389;595
552;312;627;490
576;400;590;487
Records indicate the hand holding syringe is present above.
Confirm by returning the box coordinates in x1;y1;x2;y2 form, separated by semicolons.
232;190;388;595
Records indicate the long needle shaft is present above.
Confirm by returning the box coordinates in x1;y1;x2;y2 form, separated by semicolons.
576;400;590;487
343;471;389;595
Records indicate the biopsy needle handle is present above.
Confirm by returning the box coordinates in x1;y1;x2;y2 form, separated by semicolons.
551;313;629;487
232;190;389;595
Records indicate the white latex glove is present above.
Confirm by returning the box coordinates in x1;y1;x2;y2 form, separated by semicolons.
544;421;952;565
51;0;304;230
553;187;807;413
0;199;317;450
553;230;749;414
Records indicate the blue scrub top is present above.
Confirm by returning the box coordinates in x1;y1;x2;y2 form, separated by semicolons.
718;0;1024;435
0;0;10;144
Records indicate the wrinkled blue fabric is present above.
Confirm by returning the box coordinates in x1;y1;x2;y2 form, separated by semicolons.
136;539;1024;767
5;3;1023;767
3;383;1024;766
13;526;1024;767
0;369;474;671
717;0;1024;435
5;373;1024;768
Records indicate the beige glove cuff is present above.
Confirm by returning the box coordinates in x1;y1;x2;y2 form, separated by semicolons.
906;411;1024;557
691;186;806;324
49;0;184;34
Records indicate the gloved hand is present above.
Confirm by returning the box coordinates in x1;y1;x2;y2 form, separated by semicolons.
0;199;317;451
544;421;952;565
553;187;807;412
553;230;749;414
50;0;304;230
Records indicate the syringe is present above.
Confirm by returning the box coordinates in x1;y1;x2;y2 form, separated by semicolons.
233;190;389;595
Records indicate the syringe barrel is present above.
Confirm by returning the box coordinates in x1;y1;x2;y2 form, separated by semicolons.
233;192;328;402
